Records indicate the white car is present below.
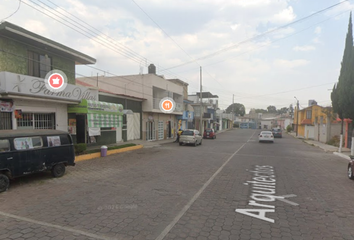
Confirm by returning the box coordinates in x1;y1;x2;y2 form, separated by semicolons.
179;129;203;146
259;131;274;143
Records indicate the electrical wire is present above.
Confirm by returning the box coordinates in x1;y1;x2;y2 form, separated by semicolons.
1;0;22;22
160;0;349;71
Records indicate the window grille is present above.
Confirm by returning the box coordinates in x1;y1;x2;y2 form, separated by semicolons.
0;112;12;130
17;113;55;129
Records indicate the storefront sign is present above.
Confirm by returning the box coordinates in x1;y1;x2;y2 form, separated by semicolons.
0;100;14;112
0;72;98;101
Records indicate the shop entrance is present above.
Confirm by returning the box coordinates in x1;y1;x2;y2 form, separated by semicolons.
76;115;86;143
146;121;155;141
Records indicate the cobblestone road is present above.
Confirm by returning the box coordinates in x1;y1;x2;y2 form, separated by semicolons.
0;129;353;239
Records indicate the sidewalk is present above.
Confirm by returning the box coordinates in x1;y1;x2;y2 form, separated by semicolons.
87;128;234;150
287;132;351;161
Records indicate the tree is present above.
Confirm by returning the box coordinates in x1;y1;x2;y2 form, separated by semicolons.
225;103;245;116
255;109;267;113
267;105;277;113
335;13;353;153
277;107;288;114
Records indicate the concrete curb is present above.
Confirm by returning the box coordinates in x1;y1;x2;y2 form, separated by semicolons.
75;145;144;162
333;152;351;161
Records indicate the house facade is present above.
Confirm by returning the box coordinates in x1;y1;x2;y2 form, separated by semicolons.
294;104;330;139
77;65;184;141
0;21;98;137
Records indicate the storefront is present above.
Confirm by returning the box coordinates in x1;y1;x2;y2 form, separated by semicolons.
0;72;98;131
68;99;124;145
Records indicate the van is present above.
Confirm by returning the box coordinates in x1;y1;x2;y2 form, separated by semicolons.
0;129;75;192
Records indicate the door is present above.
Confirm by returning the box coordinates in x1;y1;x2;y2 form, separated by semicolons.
76;115;86;144
158;121;164;140
167;121;171;139
146;121;156;141
122;115;127;142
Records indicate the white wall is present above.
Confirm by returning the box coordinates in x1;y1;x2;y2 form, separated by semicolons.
13;99;68;131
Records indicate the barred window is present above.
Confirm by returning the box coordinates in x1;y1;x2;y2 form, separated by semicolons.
0;112;12;130
17;113;55;129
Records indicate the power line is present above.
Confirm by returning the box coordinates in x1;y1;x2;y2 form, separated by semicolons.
23;0;200;89
160;0;349;71
1;0;22;22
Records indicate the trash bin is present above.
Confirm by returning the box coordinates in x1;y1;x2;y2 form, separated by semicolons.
101;145;108;157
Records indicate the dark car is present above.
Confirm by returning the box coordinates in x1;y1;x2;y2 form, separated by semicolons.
0;129;75;192
203;128;216;139
271;128;282;138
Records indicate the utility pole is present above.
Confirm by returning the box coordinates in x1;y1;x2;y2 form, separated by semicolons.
294;97;299;137
199;66;203;134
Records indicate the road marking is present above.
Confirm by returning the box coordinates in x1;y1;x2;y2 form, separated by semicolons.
0;211;116;240
155;142;248;240
277;194;299;206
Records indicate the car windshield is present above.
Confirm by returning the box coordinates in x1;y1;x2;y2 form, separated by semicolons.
205;129;212;132
181;131;194;136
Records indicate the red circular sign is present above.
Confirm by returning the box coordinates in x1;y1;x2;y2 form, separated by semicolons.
48;73;64;89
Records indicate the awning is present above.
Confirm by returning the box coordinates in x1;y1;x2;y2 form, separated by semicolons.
68;99;123;128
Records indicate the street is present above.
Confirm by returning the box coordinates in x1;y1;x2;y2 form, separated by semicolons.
0;129;353;240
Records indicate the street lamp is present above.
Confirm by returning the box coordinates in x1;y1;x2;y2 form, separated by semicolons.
294;97;299;137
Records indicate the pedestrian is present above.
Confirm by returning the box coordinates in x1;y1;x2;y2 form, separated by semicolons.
174;128;183;142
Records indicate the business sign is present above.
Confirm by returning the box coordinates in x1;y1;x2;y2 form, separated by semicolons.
68;99;124;115
0;72;98;101
0;100;14;112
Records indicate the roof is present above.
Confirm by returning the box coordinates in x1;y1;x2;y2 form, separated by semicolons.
301;119;313;125
190;92;219;98
0;21;96;65
0;129;69;138
76;79;146;101
167;79;189;86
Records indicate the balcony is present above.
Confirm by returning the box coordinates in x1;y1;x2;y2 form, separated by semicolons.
153;98;183;112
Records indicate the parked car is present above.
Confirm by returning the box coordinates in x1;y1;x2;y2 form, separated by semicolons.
259;131;274;143
0;129;76;192
271;128;282;138
203;128;216;139
179;129;203;146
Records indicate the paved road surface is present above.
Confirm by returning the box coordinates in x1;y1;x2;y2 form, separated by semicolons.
0;129;353;240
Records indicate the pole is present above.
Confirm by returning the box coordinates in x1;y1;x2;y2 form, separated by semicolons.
199;66;203;133
296;99;299;137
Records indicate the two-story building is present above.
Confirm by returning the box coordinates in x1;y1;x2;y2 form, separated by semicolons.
0;21;97;133
77;64;184;141
294;102;330;139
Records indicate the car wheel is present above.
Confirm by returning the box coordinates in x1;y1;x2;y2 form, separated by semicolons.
348;165;354;180
0;174;9;193
179;142;182;146
271;141;274;143
213;136;216;139
200;140;202;145
194;141;197;147
51;163;66;178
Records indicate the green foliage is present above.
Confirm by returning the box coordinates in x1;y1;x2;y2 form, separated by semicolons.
286;125;293;133
326;135;342;147
255;109;268;113
267;105;277;113
74;143;87;155
225;103;245;116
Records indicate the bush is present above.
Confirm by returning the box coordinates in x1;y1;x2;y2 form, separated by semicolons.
74;143;87;155
286;125;293;133
326;135;342;147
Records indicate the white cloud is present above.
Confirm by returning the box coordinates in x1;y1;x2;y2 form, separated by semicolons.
293;45;316;52
314;26;322;35
271;6;296;24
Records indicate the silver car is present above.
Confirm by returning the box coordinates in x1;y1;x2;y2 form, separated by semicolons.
179;129;203;146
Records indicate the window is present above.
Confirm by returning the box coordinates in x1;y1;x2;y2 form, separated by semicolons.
17;113;55;129
0;139;10;152
306;110;312;119
14;137;43;150
28;51;52;78
0;112;12;130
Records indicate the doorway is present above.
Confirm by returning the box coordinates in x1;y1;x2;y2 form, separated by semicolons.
76;115;86;143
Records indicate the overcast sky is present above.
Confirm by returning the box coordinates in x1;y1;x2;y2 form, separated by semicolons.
1;0;354;112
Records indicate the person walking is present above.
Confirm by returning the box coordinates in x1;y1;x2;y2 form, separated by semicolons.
174;128;183;142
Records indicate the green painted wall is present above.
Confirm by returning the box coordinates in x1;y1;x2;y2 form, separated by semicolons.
0;37;27;75
0;36;76;84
